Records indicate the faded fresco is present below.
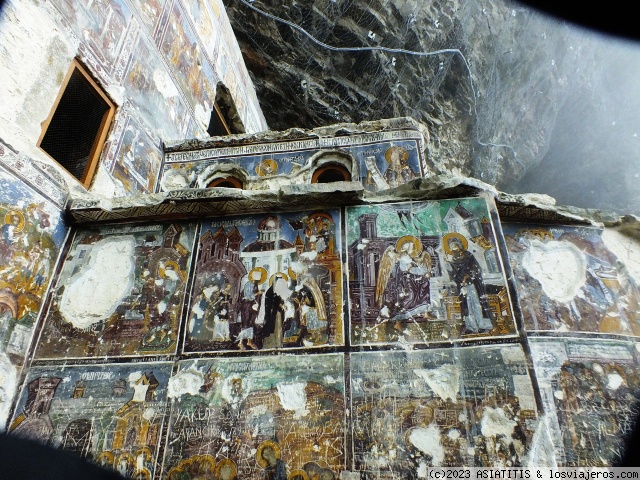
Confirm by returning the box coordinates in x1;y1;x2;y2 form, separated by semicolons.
123;33;190;141
35;222;195;359
351;345;538;474
0;166;67;366
0;164;67;428
530;338;640;466
162;354;346;479
52;0;132;70
183;0;219;54
158;1;216;116
110;114;163;193
128;0;166;33
504;224;640;335
9;362;172;478
347;198;514;346
184;210;343;352
160;130;424;191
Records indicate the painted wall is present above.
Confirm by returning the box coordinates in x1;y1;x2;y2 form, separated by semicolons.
0;0;267;198
0;148;69;430
7;184;640;474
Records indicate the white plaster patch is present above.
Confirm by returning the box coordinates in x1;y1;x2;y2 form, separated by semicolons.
480;407;516;438
447;429;460;440
413;364;459;401
522;239;586;303
143;407;156;421
194;103;211;131
168;369;205;398
607;373;624;390
300;251;318;261
161;169;190;190
417;461;428;478
128;371;149;402
408;424;444;466
276;382;309;418
602;229;640;284
59;236;136;329
0;353;17;430
523;415;556;467
554;390;564;400
153;69;179;98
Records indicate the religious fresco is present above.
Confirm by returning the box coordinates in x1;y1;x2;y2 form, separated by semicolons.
158;1;216;115
160;130;424;192
346;198;515;346
0;166;68;364
162;354;346;480
110;114;163;194
351;345;538;474
184;209;343;353
123;33;189;140
183;0;220;55
9;362;172;478
503;223;640;335
51;0;133;70
34;222;195;360
529;338;640;466
128;0;166;34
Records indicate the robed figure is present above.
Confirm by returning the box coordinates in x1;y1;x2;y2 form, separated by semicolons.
443;233;493;334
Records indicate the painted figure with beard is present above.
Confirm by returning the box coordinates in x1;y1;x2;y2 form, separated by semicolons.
443;233;493;334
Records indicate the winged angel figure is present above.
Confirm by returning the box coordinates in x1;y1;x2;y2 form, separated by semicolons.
375;235;432;328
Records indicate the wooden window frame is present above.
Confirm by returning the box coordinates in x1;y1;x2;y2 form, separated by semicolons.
37;59;116;189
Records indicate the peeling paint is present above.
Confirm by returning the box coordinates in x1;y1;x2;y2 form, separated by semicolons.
59;236;136;329
408;424;444;467
413;364;460;402
522;239;586;303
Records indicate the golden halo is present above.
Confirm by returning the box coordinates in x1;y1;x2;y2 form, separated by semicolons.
256;440;281;468
195;454;216;474
4;210;25;232
249;266;268;284
442;232;468;255
395;235;423;257
132;469;151;480
269;272;289;286
289;470;310;480
115;452;135;469
287;267;298;281
134;447;152;462
384;146;409;164
215;458;237;479
96;451;115;468
256;159;278;177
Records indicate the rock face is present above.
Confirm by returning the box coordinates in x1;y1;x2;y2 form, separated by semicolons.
223;0;602;191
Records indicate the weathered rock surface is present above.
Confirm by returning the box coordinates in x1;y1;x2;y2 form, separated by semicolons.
223;0;602;191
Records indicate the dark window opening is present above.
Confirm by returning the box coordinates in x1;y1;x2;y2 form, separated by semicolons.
207;83;245;136
207;177;243;189
312;164;352;183
38;60;116;188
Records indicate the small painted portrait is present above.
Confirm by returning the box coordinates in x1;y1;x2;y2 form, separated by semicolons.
383;146;416;188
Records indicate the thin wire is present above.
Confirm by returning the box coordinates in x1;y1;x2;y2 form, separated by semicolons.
238;0;524;171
